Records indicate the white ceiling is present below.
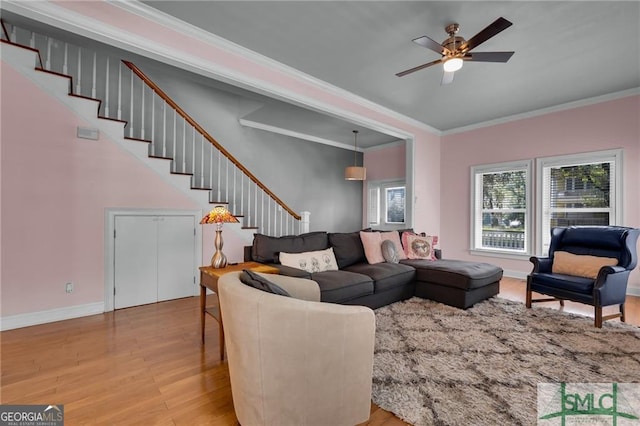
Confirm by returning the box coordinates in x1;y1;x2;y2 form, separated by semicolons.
142;1;640;134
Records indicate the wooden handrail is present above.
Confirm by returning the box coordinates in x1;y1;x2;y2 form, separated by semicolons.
122;60;301;221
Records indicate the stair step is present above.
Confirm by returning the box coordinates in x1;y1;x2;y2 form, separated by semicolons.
190;186;211;191
124;136;152;143
69;93;101;104
98;115;127;125
149;155;173;161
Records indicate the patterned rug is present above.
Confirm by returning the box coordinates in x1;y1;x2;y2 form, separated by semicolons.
372;297;640;426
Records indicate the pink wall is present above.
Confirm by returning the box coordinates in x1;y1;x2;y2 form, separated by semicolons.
441;95;640;289
0;62;208;317
365;144;406;181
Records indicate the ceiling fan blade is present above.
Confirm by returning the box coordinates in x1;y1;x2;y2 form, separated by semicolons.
441;71;455;85
463;51;514;62
412;35;450;56
396;58;443;77
459;17;513;52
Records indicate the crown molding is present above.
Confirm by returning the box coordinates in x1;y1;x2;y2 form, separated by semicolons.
442;88;640;136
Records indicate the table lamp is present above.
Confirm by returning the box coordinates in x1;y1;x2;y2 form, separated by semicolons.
200;205;239;268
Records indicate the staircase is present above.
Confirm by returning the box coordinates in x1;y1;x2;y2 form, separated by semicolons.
1;21;307;238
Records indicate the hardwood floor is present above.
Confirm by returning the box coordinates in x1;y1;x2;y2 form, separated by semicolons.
1;277;638;425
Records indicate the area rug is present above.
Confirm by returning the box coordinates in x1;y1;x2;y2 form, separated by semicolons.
372;297;640;426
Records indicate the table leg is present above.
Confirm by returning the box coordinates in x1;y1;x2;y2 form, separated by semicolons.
218;308;225;361
200;284;206;344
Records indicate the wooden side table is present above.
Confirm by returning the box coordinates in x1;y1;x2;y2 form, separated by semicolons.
199;262;279;361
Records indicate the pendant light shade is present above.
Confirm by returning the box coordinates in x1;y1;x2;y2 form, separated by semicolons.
345;130;366;181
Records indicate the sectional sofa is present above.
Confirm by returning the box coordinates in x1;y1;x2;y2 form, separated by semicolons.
244;230;504;309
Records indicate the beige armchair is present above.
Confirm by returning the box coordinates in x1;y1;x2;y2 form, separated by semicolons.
218;271;375;426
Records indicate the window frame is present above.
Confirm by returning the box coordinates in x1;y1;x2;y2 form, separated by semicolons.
535;149;623;256
367;179;406;229
470;160;533;258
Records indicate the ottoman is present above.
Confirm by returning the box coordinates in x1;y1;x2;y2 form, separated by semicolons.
401;259;503;309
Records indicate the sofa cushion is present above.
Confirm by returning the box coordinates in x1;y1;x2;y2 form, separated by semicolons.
402;259;503;290
530;272;594;294
343;262;416;293
252;232;328;264
279;247;339;273
239;270;290;296
309;270;374;303
328;231;366;268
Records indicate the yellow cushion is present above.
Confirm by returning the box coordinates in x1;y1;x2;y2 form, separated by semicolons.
552;251;618;279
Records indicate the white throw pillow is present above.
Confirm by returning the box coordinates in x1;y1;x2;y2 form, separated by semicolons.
280;247;339;273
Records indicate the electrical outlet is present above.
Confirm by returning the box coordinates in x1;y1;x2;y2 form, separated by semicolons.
65;282;74;293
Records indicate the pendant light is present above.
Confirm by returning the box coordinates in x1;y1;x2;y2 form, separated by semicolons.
345;130;366;181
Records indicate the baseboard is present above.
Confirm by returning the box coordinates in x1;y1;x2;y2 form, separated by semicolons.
627;287;640;297
0;302;104;331
503;270;528;280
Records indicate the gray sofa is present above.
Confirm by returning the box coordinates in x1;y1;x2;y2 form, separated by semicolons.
246;230;503;309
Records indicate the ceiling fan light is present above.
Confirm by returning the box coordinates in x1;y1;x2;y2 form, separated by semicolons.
443;57;463;72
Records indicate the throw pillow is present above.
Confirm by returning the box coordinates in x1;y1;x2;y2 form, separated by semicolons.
240;270;290;296
360;231;385;264
279;247;339;273
328;231;366;269
380;231;407;260
402;232;439;260
381;239;399;263
552;251;618;279
251;232;329;264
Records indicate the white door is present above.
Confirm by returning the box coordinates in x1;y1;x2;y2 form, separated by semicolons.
114;216;158;309
158;215;196;301
114;214;196;309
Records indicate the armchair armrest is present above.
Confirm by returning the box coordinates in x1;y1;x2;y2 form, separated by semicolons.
594;265;628;288
529;256;552;273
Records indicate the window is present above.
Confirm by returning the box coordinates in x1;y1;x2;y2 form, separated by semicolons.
537;149;622;255
367;180;405;228
471;161;532;255
385;187;405;223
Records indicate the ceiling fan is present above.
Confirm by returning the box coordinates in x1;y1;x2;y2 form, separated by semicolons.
396;17;515;85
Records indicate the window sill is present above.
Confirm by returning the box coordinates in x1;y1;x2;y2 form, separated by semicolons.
469;249;531;261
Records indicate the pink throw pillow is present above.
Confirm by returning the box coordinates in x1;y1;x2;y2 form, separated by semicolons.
402;232;439;260
360;231;385;264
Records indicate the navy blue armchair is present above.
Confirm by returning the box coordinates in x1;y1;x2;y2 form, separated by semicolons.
526;226;640;327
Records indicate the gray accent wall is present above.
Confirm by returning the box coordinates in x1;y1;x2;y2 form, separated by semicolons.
139;62;364;233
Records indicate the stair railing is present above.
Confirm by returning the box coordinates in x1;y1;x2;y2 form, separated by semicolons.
2;21;304;236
